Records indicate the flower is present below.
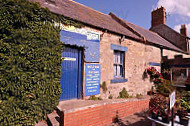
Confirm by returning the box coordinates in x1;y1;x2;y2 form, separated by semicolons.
146;67;164;84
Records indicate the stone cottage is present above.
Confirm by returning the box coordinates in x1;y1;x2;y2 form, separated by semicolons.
150;7;190;90
29;0;189;100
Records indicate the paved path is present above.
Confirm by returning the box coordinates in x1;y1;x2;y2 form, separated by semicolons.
110;110;152;126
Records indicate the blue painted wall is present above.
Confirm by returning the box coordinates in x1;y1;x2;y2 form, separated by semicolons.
60;30;100;62
111;44;128;52
149;62;161;66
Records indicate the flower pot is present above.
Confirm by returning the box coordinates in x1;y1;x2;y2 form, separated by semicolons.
179;117;188;125
162;116;169;123
152;113;158;119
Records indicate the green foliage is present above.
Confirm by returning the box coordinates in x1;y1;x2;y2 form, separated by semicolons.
0;0;81;125
88;95;102;100
136;93;143;99
156;80;175;94
118;88;130;98
108;94;113;99
101;81;107;93
180;91;190;112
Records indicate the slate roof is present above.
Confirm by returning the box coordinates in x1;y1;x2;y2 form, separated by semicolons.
29;0;184;53
109;13;184;52
150;24;190;51
29;0;141;40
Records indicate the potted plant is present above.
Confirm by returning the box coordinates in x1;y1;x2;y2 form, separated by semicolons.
161;110;170;123
177;107;188;125
149;95;160;119
149;94;169;120
181;91;190;113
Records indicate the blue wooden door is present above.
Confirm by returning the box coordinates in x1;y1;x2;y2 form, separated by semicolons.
60;47;82;100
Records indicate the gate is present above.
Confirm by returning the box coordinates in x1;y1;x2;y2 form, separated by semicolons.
60;46;82;100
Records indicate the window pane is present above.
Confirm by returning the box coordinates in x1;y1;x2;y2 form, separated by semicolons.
120;65;123;77
114;51;121;64
117;65;121;77
114;65;117;76
120;52;124;65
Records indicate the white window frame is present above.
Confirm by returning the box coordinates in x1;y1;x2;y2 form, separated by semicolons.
113;50;124;79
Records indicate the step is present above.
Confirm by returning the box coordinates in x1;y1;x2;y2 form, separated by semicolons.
47;110;60;126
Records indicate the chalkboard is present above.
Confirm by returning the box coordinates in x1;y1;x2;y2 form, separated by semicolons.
85;64;101;96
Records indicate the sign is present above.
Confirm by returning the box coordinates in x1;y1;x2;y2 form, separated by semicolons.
170;91;176;109
85;64;101;96
87;31;100;40
63;57;76;61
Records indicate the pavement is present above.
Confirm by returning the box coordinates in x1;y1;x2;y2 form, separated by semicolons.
109;110;152;126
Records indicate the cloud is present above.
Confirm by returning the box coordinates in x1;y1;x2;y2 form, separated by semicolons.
157;0;190;17
174;23;190;36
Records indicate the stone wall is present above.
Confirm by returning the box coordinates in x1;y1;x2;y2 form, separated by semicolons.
83;26;190;99
98;31;161;99
163;49;190;59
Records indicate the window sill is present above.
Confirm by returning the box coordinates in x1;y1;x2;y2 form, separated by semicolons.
111;78;128;83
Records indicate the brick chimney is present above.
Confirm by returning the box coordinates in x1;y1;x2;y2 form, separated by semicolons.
180;24;187;36
151;7;166;28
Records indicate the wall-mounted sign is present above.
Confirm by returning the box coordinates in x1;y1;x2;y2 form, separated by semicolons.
85;64;101;96
63;57;76;61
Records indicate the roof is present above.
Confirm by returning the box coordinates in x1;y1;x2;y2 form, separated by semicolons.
29;0;141;40
150;24;189;51
29;0;184;53
109;13;184;52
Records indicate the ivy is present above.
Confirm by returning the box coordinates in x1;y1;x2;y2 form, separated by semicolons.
0;0;81;125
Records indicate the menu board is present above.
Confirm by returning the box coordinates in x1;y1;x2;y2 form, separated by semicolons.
85;64;101;96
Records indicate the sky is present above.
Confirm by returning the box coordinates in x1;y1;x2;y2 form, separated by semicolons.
73;0;190;36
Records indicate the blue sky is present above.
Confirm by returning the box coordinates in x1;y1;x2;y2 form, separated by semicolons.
73;0;190;36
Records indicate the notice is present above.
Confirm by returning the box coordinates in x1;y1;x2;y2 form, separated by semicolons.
85;64;101;96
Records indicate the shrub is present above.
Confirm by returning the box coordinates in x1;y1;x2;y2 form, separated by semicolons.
0;0;81;125
108;94;113;99
119;88;130;98
101;81;107;93
88;95;102;100
136;93;143;99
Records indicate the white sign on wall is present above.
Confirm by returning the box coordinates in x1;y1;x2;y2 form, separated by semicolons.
170;91;176;109
63;57;76;61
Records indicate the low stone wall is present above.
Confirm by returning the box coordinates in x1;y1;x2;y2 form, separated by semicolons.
61;98;149;126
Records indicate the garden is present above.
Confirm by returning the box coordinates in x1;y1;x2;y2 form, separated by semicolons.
146;67;190;125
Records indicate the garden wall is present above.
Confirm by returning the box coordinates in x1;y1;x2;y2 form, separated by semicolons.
61;98;149;126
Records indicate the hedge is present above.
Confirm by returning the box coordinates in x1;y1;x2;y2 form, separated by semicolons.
0;0;81;125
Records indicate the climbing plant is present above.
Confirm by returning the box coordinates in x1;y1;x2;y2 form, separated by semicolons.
0;0;82;125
